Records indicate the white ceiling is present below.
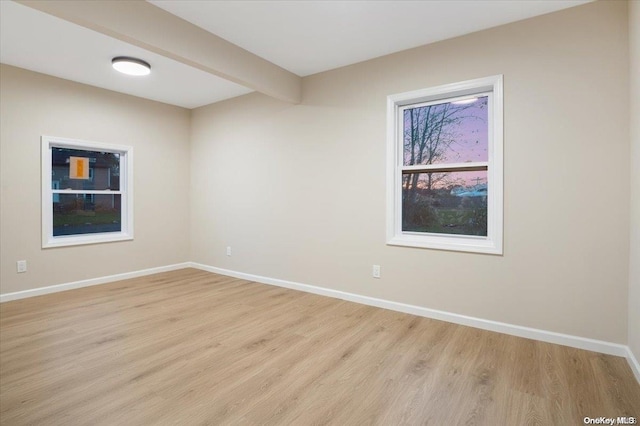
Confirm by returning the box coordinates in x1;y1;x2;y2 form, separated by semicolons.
1;0;590;109
0;1;252;109
149;0;590;77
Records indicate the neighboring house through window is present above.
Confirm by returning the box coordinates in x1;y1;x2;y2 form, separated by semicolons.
41;135;133;248
386;75;503;254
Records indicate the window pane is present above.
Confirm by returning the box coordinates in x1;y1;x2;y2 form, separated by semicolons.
402;171;487;236
51;148;120;191
403;96;488;166
53;194;122;236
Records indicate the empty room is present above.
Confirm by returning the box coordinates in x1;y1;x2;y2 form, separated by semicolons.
1;0;639;424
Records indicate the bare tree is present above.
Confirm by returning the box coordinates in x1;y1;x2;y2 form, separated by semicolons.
402;101;482;214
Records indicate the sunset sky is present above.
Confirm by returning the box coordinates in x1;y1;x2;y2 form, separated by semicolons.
404;96;488;189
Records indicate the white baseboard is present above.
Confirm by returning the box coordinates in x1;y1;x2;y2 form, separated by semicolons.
0;263;191;303
2;261;637;384
189;262;631;360
626;347;640;384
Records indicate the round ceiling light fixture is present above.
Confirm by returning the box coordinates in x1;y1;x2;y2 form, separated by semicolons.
112;56;151;76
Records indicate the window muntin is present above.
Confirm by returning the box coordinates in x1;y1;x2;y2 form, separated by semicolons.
387;75;503;254
42;136;133;248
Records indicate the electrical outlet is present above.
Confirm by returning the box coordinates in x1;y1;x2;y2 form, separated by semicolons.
226;246;232;256
372;264;381;279
16;260;27;273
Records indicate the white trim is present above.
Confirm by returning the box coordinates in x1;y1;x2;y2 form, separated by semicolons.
402;162;488;173
0;263;189;303
52;190;123;195
626;347;640;384
1;262;637;384
189;262;629;358
41;135;134;249
386;75;503;255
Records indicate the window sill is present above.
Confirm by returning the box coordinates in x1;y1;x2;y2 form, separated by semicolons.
387;233;502;255
43;232;133;249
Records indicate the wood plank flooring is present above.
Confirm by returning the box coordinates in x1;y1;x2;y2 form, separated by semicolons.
1;268;639;425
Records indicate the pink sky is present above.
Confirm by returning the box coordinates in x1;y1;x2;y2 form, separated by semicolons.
404;96;488;188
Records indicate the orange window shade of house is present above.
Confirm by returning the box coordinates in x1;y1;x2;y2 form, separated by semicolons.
69;156;89;179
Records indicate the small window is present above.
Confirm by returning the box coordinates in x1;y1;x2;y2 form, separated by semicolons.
386;75;503;254
41;136;133;248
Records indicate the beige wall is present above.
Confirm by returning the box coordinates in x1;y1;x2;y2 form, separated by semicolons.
0;1;634;347
629;0;640;362
190;1;630;343
0;65;191;294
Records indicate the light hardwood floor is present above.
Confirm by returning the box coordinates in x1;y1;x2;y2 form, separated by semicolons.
1;268;638;425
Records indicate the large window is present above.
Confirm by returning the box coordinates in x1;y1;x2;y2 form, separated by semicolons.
386;75;503;254
41;136;133;248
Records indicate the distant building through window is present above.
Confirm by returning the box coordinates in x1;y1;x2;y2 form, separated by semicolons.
41;136;133;248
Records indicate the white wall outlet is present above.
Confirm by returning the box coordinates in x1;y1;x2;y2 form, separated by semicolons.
226;246;232;256
372;264;381;279
17;260;27;273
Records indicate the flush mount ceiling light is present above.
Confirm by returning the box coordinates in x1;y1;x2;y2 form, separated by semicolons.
112;57;151;76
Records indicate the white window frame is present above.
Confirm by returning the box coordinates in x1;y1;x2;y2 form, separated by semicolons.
41;135;134;248
386;75;503;255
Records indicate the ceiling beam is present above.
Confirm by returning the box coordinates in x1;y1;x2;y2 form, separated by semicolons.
17;0;302;104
